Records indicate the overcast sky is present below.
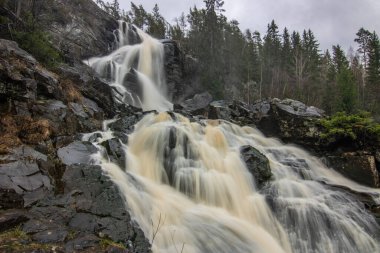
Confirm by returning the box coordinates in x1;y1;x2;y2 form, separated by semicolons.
115;0;380;52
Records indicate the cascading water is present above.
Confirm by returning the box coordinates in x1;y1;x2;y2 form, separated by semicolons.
86;21;172;112
85;23;380;253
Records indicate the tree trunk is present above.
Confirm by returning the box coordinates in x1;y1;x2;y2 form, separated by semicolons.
16;0;22;17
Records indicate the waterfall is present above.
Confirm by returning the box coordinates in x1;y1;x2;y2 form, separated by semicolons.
86;23;380;253
86;21;172;112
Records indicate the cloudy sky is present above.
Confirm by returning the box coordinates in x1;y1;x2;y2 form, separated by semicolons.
115;0;380;51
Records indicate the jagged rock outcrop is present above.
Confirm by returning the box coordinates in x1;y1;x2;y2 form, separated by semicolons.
0;39;151;252
162;40;201;103
19;164;151;252
250;98;324;147
179;91;213;116
325;153;379;188
36;0;118;62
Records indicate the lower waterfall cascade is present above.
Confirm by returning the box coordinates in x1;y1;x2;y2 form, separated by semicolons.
85;22;380;253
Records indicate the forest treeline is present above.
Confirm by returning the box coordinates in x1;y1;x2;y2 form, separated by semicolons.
3;0;377;118
96;0;380;118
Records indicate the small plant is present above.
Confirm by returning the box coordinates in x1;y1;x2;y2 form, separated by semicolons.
9;12;62;67
0;226;29;241
100;238;127;249
319;111;380;144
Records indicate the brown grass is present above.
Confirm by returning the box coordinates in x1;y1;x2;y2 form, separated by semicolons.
59;79;83;103
19;118;52;144
0;115;22;154
0;114;52;154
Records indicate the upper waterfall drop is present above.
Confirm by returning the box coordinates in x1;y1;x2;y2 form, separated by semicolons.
86;21;173;112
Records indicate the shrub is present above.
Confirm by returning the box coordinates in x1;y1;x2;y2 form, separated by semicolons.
13;28;62;67
319;111;380;144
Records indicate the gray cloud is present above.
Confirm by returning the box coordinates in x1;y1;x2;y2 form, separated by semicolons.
115;0;380;51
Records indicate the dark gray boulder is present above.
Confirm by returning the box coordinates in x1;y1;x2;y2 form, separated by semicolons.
180;92;213;115
0;189;24;209
251;98;323;148
101;138;126;169
0;209;28;233
108;114;141;135
0;146;52;207
22;164;151;252
325;153;379;188
240;145;273;189
57;141;97;166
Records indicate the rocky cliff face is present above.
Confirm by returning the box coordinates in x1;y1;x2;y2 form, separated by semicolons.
0;39;151;252
36;0;118;63
162;40;201;103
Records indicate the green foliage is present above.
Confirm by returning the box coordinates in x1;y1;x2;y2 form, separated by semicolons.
319;111;380;144
0;15;9;24
13;29;61;67
1;226;29;240
11;14;62;67
100;238;126;249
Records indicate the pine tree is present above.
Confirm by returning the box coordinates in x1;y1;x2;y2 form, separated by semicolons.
366;32;380;112
262;20;281;97
333;45;357;113
146;4;166;38
355;28;372;69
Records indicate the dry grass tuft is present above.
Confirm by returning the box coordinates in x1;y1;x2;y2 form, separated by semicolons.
0;114;52;154
59;79;83;103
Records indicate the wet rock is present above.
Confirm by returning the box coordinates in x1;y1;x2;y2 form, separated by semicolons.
69;213;99;232
0;146;52;206
22;164;151;252
180;92;213;115
113;132;129;144
0;189;24;209
57;141;97;166
162;40;201;103
109;115;139;134
0;39;37;64
32;229;68;243
123;68;142;105
208;100;232;121
274;98;324;118
64;234;100;252
326;153;379;188
240;145;273;189
0;161;40;177
251;98;323;148
0;209;28;232
23;188;50;208
69;102;88;118
279;158;312;180
376;150;380;163
11;174;50;192
101;138;126;168
58;64;116;117
82;97;103;119
0;39;62;102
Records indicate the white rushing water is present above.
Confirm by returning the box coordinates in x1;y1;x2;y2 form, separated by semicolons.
85;23;380;253
86;21;172;112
